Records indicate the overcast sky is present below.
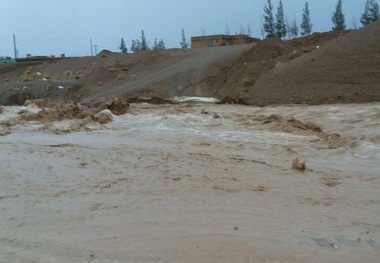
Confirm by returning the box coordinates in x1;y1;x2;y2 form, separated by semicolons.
0;0;368;57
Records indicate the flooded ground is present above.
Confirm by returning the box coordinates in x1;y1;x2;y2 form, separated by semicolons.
0;102;379;262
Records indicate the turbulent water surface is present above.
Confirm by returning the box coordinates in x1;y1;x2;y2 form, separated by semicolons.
0;102;379;263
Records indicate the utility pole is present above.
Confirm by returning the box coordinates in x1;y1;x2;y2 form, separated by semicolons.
94;45;98;55
90;38;93;56
13;34;17;60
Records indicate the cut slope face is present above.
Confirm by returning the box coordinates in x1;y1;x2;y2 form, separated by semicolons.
241;21;380;105
203;30;351;103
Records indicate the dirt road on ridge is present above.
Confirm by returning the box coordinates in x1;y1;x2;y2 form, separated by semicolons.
82;44;254;104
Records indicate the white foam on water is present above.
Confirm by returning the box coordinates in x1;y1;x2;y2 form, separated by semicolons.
170;96;221;103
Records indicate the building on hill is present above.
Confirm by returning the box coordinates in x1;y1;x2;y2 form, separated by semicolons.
191;34;260;48
0;56;15;64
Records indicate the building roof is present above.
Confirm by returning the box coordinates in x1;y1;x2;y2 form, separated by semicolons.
191;34;252;40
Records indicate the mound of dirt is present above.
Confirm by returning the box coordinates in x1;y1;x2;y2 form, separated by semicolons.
97;97;130;115
97;49;115;57
234;21;380;105
19;96;128;124
204;30;350;101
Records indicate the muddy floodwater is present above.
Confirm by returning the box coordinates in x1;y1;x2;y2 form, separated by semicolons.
0;102;379;263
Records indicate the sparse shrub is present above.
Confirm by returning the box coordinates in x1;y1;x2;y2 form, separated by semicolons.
274;61;284;68
114;75;125;82
18;75;34;82
289;50;300;59
6;86;20;94
108;68;119;73
17;69;37;82
75;74;85;79
64;70;72;78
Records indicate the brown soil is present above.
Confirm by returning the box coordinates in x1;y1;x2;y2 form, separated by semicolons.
231;21;380;105
0;21;379;106
19;97;129;123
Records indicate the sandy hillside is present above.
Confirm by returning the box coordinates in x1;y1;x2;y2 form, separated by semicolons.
0;45;252;106
237;19;380;105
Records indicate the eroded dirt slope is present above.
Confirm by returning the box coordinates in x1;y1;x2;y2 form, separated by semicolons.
226;20;380;105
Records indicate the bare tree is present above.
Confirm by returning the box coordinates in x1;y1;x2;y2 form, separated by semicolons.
351;15;358;29
286;16;291;39
201;27;207;36
224;20;230;35
131;39;142;52
239;24;246;35
260;17;265;39
289;16;299;38
247;24;252;36
157;39;166;50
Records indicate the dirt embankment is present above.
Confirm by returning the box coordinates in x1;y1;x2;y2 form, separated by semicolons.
211;21;380;106
1;21;379;106
203;30;350;101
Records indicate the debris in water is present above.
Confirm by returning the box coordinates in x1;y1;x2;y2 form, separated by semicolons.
98;97;130;115
331;242;338;249
291;157;306;171
212;112;220;119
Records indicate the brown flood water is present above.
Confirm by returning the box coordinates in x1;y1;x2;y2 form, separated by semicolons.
0;102;379;262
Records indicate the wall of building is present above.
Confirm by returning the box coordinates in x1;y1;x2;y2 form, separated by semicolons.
191;34;259;49
0;57;15;64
